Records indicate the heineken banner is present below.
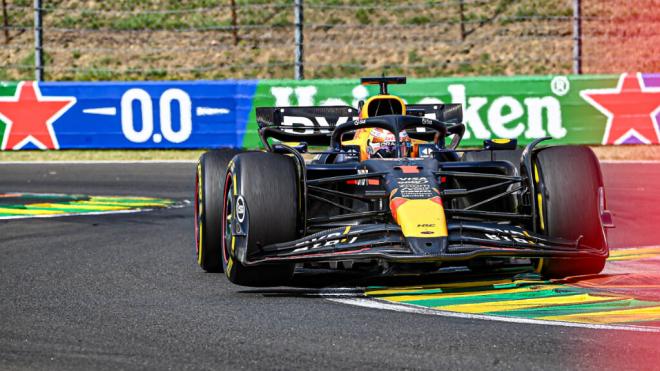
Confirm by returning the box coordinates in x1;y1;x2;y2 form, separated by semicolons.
0;73;658;150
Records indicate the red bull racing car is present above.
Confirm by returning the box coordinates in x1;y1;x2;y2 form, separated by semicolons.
195;77;613;286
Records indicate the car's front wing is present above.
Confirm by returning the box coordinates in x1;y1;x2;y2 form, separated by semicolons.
243;222;608;266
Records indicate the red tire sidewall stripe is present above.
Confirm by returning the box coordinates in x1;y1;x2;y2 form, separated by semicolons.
221;171;232;264
194;167;200;256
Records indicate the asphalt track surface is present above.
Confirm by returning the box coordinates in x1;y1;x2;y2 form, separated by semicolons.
1;162;659;370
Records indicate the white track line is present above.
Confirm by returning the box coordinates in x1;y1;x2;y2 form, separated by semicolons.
324;295;660;333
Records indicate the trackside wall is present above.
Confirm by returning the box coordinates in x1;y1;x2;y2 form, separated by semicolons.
0;73;658;150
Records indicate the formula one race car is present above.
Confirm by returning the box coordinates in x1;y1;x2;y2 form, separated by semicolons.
195;77;613;286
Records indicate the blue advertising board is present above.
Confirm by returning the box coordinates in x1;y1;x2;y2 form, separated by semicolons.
0;80;257;149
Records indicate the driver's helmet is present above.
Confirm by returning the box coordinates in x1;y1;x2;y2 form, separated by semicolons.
366;128;411;158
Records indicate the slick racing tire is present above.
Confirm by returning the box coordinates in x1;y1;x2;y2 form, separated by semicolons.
222;152;297;286
195;149;242;272
534;146;608;278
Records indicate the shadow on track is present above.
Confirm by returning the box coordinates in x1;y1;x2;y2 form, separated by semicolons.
237;266;537;296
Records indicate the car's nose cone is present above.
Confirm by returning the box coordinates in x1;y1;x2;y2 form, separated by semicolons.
407;237;447;256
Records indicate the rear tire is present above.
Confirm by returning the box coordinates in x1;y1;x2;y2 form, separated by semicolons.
534;146;608;278
195;149;241;272
222;152;297;286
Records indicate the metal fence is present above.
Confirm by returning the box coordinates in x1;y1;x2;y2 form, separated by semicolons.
1;0;659;81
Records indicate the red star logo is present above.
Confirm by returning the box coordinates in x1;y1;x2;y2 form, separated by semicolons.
0;81;76;150
581;73;660;145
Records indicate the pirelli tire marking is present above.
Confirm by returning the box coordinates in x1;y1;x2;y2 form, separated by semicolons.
0;192;179;220
235;195;246;223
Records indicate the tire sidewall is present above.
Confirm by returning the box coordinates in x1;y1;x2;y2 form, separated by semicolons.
221;152;298;285
195;149;241;272
534;146;608;277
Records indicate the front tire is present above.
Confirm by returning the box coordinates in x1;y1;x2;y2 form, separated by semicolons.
195;149;241;272
534;146;609;278
222;152;298;286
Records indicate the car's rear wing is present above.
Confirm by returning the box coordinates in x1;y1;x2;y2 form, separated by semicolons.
255;103;462;147
406;103;462;124
256;106;358;146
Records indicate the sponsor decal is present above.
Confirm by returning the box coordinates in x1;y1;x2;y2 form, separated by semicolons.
550;75;570;97
235;195;246;223
292;229;360;253
397;177;435;199
483;227;539;245
281;115;355;134
356;169;369;186
0;82;75;150
580;73;660;145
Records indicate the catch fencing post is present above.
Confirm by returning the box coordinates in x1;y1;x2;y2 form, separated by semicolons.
294;0;304;80
458;0;465;41
34;0;43;81
572;0;582;74
230;0;238;46
2;0;8;44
